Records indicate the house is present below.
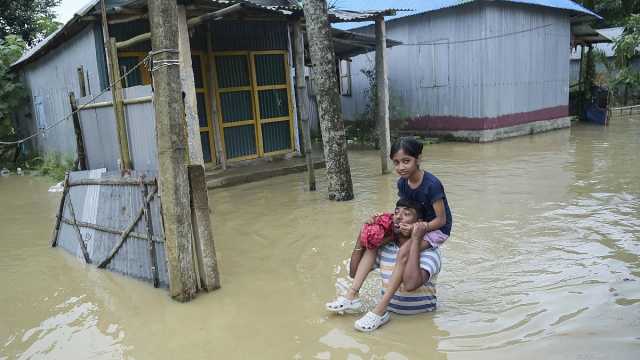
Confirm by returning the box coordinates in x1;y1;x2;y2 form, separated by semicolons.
10;0;395;169
336;0;601;142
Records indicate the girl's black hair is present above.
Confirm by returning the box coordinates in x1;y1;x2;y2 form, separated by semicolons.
389;137;423;159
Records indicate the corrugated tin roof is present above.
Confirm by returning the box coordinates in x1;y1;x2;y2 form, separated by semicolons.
11;0;400;69
570;27;624;60
333;0;600;29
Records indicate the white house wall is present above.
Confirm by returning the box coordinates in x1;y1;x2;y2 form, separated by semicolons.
20;24;102;159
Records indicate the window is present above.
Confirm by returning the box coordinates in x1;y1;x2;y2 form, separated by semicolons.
339;59;352;96
33;96;47;136
418;40;449;88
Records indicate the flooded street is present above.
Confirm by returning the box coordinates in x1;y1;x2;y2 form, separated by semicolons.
1;118;639;359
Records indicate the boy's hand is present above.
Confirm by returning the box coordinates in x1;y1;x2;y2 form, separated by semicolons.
398;223;413;237
411;222;428;240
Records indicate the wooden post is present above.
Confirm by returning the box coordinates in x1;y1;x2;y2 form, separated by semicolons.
292;21;316;191
148;0;198;302
69;92;87;170
50;173;70;247
107;37;132;170
188;165;221;291
375;16;391;174
177;5;205;166
303;0;354;201
206;26;227;169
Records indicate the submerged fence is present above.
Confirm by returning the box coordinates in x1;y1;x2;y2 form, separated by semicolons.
51;169;169;287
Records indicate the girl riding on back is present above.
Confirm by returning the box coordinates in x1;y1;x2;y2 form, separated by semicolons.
326;137;453;331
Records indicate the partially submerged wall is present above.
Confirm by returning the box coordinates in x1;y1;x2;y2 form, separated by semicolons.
54;169;168;287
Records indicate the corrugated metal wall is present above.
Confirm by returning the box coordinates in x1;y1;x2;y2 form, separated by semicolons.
57;169;169;287
76;85;157;172
19;25;102;159
342;2;571;122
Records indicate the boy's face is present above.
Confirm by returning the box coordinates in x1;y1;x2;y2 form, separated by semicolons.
393;206;419;234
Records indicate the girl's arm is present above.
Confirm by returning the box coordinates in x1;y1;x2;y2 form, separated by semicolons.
421;199;447;232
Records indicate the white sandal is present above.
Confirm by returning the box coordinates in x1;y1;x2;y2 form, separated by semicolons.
326;296;363;314
354;311;390;332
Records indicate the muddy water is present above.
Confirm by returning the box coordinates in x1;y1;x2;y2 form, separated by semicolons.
1;118;639;360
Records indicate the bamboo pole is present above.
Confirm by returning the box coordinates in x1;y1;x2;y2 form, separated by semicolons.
375;16;391;174
292;20;316;191
100;0;114;84
107;37;133;170
60;217;162;242
148;0;198;302
206;26;226;169
68;178;156;187
98;186;157;269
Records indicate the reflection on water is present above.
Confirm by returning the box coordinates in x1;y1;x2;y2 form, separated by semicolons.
1;118;639;359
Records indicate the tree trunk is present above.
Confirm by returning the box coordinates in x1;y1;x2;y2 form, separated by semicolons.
302;0;354;201
148;0;198;302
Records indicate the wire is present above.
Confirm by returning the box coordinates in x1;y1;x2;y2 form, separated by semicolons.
397;23;554;47
0;53;153;146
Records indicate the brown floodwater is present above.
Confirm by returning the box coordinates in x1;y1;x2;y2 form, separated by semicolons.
1;118;639;359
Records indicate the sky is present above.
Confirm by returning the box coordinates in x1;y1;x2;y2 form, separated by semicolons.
55;0;85;23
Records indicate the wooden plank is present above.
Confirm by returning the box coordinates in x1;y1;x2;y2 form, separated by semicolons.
97;185;157;269
188;165;221;291
50;173;70;247
69;93;87;171
141;177;160;288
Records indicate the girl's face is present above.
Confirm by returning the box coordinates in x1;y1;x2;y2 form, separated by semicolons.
391;149;419;178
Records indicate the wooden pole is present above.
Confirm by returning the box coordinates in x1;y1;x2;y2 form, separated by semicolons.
178;5;205;166
375;16;391;174
141;177;159;288
188;165;221;291
69;92;87;170
302;0;354;201
292;20;316;191
107;37;133;170
148;0;198;302
50;173;70;247
206;26;227;169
